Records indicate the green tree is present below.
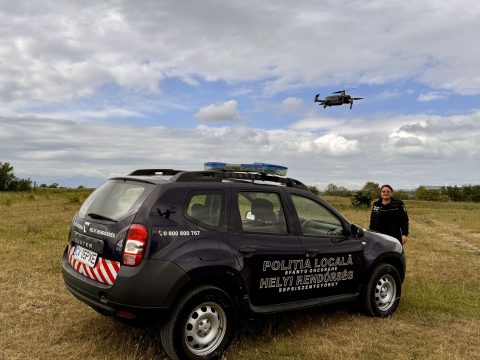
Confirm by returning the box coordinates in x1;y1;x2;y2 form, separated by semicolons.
393;190;410;200
416;186;430;200
308;185;320;195
325;183;340;194
441;185;463;201
415;186;448;201
324;183;352;197
461;185;480;202
9;178;33;191
0;162;33;191
361;181;380;200
0;162;15;191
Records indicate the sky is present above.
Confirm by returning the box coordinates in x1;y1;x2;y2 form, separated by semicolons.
1;0;479;190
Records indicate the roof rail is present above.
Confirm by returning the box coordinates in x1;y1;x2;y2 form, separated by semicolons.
172;170;309;190
224;172;309;190
128;168;309;191
129;169;183;176
171;171;223;182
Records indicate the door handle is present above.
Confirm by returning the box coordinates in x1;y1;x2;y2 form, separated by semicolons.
239;246;257;254
306;248;321;256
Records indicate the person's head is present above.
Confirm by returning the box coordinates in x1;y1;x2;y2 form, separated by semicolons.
380;184;394;202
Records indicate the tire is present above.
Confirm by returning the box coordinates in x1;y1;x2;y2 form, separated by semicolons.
160;285;236;360
362;263;401;317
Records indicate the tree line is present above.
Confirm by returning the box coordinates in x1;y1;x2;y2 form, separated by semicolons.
314;182;480;205
0;162;33;191
416;185;480;203
2;162;479;203
0;162;77;191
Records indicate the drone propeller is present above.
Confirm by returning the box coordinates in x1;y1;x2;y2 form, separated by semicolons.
314;94;320;102
332;90;346;94
349;97;363;109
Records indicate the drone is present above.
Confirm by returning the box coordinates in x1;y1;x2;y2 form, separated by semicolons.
314;90;363;109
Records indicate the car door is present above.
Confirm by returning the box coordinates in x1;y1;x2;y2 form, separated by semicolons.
227;188;305;307
288;191;365;301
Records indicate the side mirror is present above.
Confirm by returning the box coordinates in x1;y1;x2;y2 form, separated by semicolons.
245;211;255;221
350;224;364;238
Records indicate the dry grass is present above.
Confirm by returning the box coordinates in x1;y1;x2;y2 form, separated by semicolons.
1;191;479;359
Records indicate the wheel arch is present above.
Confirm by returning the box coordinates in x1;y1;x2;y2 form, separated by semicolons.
367;252;406;283
174;265;246;309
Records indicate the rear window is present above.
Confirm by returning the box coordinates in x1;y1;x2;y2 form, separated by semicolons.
78;180;156;221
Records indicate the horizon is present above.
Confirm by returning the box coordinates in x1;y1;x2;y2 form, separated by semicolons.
23;172;469;192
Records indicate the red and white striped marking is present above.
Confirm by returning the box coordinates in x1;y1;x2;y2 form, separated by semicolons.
68;244;121;285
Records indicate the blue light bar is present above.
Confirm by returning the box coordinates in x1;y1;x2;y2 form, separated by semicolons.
204;162;288;176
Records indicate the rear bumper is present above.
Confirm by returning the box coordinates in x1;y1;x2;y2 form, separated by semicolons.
61;247;190;318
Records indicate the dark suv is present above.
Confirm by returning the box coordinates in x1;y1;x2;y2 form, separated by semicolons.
62;163;405;360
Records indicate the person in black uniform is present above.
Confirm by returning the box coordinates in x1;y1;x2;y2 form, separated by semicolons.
369;184;409;245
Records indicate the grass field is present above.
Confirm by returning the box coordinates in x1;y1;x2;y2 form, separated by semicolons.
1;190;479;359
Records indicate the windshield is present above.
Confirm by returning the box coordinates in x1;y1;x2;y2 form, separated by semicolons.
78;180;156;221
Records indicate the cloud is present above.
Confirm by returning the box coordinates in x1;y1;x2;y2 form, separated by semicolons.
1;0;480;114
4;111;479;189
279;97;304;113
289;115;346;131
31;108;146;121
417;91;449;102
195;100;242;121
376;90;403;100
298;134;359;156
382;112;480;159
1;2;480;190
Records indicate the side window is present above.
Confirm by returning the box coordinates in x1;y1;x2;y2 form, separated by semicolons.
291;195;344;237
186;192;223;229
238;192;288;234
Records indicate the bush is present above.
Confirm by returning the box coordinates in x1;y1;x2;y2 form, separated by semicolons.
8;178;33;191
351;191;372;208
68;195;82;205
416;186;448;202
393;190;411;200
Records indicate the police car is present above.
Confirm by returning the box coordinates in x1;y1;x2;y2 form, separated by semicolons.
61;162;406;360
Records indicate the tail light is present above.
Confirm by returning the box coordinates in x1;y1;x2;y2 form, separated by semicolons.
122;224;148;266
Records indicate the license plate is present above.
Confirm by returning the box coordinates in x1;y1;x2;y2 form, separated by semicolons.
73;244;98;268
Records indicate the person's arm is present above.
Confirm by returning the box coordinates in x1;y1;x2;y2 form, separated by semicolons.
369;204;376;230
400;202;409;244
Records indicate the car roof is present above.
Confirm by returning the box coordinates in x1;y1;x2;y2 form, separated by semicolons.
117;169;310;191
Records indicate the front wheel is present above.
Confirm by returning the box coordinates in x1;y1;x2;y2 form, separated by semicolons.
362;263;401;317
160;285;236;360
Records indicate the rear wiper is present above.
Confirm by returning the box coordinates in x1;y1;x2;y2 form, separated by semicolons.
87;213;117;222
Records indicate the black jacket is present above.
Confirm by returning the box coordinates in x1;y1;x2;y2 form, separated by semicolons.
369;198;409;242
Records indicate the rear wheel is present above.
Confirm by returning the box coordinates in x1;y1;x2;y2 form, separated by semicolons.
160;285;236;360
363;263;401;317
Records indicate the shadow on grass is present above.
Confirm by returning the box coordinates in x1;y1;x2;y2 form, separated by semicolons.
236;302;356;340
73;303;359;359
